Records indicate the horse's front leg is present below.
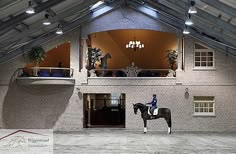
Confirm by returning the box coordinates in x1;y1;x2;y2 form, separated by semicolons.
143;119;147;133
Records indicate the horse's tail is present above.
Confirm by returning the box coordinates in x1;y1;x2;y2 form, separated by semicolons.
169;110;172;128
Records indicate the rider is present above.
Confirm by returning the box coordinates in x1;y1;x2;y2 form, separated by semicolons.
146;94;158;115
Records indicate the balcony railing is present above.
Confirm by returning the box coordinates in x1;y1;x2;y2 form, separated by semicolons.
88;69;174;77
17;67;74;78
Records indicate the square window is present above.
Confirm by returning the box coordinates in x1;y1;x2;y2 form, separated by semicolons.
194;96;215;116
194;43;214;68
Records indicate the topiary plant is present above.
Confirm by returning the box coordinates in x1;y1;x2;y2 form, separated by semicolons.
166;49;178;70
28;46;46;76
28;46;46;65
87;47;102;70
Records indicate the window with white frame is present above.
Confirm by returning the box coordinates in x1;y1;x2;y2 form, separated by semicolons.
194;96;215;116
111;93;121;106
194;43;215;68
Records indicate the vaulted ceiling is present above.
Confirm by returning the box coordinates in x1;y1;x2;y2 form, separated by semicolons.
0;0;235;63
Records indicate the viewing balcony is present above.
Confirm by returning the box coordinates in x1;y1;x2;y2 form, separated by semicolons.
87;69;176;86
15;67;75;85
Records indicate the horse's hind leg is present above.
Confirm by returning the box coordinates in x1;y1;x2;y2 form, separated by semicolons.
165;117;171;134
143;119;147;133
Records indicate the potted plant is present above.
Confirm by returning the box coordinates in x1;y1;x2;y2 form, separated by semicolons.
166;49;178;70
166;49;178;77
87;47;102;70
28;46;46;76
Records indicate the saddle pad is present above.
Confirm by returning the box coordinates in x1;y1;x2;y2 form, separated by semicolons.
153;108;158;115
148;108;158;115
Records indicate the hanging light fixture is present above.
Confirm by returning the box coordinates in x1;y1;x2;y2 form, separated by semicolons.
43;14;51;25
126;39;144;51
26;1;35;14
183;26;190;34
188;1;197;14
56;24;63;34
185;14;193;26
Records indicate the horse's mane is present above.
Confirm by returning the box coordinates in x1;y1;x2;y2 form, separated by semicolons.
135;103;145;106
134;103;147;113
135;103;147;109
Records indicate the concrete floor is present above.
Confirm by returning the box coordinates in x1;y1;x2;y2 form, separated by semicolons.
54;129;236;154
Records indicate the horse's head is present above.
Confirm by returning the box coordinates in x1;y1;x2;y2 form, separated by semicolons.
133;103;138;114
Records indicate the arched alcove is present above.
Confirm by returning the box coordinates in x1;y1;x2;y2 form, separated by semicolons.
89;29;177;69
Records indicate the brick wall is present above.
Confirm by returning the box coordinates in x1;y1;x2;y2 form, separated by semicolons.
0;8;235;132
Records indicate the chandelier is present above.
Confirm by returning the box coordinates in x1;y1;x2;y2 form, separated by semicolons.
126;40;144;51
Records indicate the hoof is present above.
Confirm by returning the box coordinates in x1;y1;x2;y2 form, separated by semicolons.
143;132;146;134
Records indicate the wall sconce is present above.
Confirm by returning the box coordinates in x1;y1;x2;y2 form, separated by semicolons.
185;88;189;99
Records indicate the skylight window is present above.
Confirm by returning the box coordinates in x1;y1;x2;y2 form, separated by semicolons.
90;1;104;10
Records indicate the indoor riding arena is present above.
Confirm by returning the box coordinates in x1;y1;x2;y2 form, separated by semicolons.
0;0;235;153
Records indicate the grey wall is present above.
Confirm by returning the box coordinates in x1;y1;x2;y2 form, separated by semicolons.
0;8;235;132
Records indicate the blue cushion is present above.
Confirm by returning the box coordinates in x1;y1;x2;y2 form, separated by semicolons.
39;70;50;77
51;72;64;77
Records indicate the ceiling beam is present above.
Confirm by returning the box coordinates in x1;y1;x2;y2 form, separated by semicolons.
127;0;183;30
142;0;236;46
127;1;236;56
201;0;236;17
144;0;236;46
0;1;122;63
160;0;236;34
0;0;99;50
0;0;66;35
33;0;57;17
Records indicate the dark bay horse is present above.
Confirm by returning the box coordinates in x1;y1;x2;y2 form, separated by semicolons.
133;103;172;134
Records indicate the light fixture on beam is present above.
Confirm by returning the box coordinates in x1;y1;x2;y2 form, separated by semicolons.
185;14;193;26
43;14;51;25
183;26;190;34
26;1;35;14
188;1;197;14
56;24;63;34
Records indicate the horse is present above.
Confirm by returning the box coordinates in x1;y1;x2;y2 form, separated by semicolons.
133;103;172;134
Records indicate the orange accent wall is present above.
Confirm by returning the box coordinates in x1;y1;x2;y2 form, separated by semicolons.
90;30;177;69
25;42;70;68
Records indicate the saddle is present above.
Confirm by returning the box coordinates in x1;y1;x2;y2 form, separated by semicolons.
148;107;158;116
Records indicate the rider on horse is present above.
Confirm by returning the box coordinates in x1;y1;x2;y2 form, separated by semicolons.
146;94;158;115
